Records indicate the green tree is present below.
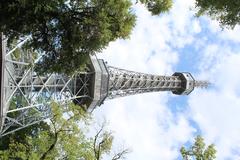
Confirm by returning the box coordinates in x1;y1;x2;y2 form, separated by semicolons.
0;0;136;74
195;0;240;29
137;0;173;15
180;135;217;160
0;121;51;151
0;102;129;160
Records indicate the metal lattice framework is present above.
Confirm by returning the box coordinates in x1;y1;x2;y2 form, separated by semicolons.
0;36;93;137
0;35;209;137
108;66;182;99
107;66;209;99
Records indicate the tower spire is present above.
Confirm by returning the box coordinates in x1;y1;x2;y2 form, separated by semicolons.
194;80;210;88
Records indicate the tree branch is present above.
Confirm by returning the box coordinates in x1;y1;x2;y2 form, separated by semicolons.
94;124;105;160
39;119;58;160
40;132;58;160
96;139;106;160
112;149;130;160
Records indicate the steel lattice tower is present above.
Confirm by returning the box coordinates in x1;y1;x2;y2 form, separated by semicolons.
0;35;209;137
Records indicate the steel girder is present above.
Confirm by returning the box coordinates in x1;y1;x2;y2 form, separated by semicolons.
0;35;210;137
0;37;92;137
107;66;183;99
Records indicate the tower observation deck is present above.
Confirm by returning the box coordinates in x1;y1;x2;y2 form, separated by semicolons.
0;35;209;137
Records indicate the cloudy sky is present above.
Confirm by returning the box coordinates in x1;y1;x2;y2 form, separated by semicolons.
93;0;240;159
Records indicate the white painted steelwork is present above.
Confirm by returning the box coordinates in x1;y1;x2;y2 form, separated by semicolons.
0;36;209;137
0;37;93;137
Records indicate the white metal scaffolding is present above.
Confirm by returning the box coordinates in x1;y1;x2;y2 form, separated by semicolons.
0;36;93;137
0;35;209;137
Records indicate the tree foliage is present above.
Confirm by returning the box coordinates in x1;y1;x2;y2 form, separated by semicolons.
195;0;240;29
180;135;217;160
0;121;51;151
0;0;174;74
0;0;136;74
137;0;173;15
0;103;129;160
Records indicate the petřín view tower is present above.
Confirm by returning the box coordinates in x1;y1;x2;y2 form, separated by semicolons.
0;36;209;137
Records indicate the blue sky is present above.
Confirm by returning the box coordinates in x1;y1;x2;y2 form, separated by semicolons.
93;0;240;159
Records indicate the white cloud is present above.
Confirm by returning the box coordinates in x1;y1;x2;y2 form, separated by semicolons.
98;4;178;74
205;17;222;33
95;0;201;160
94;94;195;160
204;16;240;43
94;0;240;159
219;26;240;43
188;42;240;159
189;89;240;159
